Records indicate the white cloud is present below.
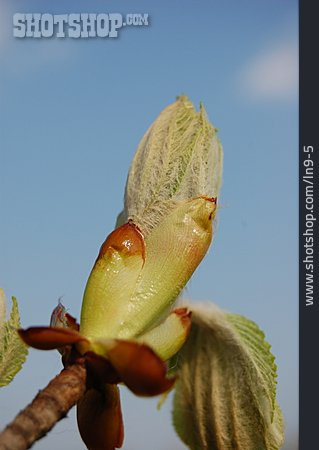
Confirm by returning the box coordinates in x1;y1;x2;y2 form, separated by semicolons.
238;40;298;102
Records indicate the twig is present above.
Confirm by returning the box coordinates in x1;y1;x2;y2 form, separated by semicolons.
0;358;87;450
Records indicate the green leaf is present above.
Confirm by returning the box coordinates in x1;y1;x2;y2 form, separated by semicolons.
172;303;284;450
0;293;28;387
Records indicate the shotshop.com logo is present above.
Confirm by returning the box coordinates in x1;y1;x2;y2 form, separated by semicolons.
13;13;149;38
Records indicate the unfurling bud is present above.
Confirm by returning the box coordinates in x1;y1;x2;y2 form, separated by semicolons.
17;97;226;450
81;97;222;345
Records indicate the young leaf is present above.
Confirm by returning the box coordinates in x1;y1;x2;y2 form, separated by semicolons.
120;96;223;235
172;303;284;450
0;293;28;388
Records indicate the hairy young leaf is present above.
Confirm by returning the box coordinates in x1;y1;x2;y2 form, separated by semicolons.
118;96;223;235
0;293;28;387
172;303;284;450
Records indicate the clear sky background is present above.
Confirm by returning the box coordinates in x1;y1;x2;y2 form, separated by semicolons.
0;1;298;449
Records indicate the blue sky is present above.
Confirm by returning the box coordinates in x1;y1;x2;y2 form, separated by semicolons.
0;1;298;449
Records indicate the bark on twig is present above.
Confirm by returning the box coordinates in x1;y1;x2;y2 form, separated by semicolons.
0;359;87;450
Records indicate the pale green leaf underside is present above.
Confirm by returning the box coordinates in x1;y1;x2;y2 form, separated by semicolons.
0;297;28;388
172;303;284;450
